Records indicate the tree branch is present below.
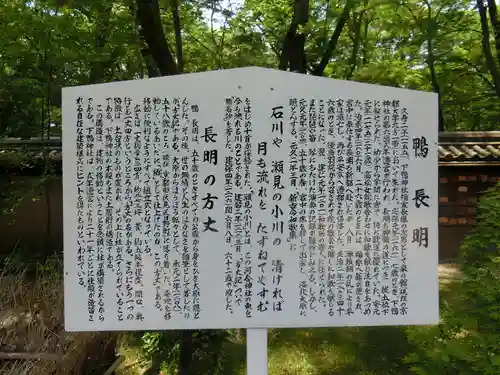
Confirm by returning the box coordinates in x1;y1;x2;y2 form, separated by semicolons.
313;0;353;76
103;355;125;375
477;0;500;96
89;3;113;84
449;56;495;89
172;0;184;73
184;30;217;57
0;352;61;361
254;21;281;58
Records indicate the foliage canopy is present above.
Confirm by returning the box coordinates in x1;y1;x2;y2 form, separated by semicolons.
1;0;499;137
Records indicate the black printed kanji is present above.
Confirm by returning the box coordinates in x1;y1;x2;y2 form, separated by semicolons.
271;106;284;119
412;227;429;248
412;136;429;158
203;217;219;232
203;150;218;165
412;188;430;208
201;126;218;143
202;193;219;209
257;142;267;156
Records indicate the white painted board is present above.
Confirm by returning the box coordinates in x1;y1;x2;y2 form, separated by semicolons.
62;67;439;332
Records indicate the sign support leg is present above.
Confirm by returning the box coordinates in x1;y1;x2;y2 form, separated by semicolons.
246;328;268;375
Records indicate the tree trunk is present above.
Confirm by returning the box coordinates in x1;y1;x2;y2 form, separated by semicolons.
427;41;444;130
141;48;161;77
346;12;362;79
487;0;500;67
361;16;369;65
478;0;500;97
172;0;184;73
425;1;445;131
279;0;309;73
135;0;179;76
427;57;444;131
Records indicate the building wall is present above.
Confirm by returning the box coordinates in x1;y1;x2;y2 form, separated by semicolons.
0;175;63;260
1;167;499;261
438;166;500;261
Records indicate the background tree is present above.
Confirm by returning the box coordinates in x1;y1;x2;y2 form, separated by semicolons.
2;0;500;134
2;0;500;372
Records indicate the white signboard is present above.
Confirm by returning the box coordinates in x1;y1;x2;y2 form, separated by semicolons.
62;67;439;332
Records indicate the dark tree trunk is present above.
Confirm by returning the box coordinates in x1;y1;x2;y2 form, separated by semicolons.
487;0;500;67
172;0;184;73
279;0;309;73
346;12;362;79
478;0;500;97
424;1;445;131
135;0;179;76
140;48;161;77
427;35;444;131
362;16;369;65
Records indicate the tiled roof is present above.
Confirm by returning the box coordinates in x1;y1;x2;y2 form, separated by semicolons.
438;132;500;165
2;132;500;168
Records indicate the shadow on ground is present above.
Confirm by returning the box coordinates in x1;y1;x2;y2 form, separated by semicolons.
120;325;415;375
203;325;414;375
263;326;413;375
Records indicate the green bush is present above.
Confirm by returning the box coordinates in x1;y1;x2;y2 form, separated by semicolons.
138;329;231;375
404;183;500;375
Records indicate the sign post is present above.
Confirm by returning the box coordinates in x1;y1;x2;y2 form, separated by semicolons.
247;328;268;375
62;67;439;373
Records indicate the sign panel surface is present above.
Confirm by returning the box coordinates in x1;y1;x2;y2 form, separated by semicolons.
62;67;439;331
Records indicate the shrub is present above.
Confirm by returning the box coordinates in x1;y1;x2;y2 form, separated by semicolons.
0;256;109;375
138;329;231;374
404;183;500;375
